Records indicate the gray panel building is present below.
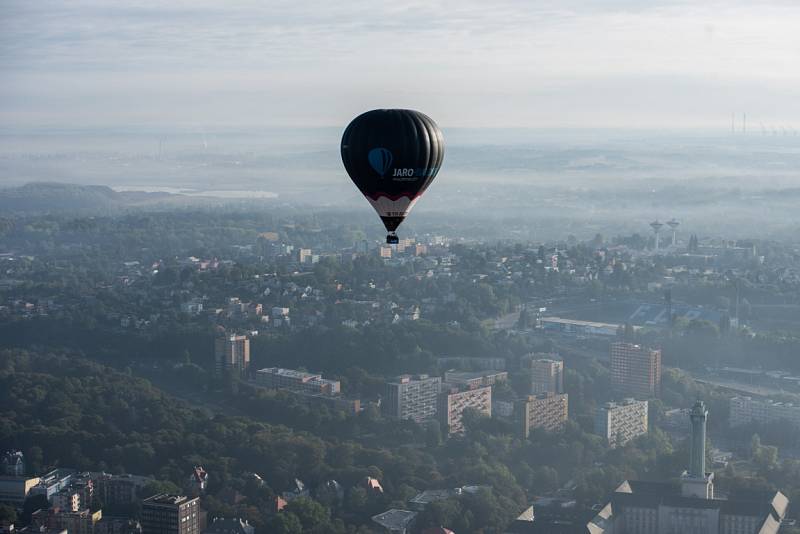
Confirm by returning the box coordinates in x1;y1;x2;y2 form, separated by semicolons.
595;398;648;448
384;375;441;423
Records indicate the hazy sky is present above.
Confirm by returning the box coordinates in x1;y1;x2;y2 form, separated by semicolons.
2;0;800;130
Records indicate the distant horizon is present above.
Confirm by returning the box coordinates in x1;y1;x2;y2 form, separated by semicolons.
2;122;794;144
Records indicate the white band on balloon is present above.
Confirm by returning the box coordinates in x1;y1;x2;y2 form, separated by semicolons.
366;195;420;218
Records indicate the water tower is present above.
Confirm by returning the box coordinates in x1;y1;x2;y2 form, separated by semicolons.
650;220;664;251
666;219;680;247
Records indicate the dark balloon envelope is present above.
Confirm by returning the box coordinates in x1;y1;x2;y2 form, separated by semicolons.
341;109;444;243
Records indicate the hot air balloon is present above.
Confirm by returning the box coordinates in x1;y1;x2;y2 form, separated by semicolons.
341;109;444;244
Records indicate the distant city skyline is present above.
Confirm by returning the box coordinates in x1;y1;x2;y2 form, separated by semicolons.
2;0;800;130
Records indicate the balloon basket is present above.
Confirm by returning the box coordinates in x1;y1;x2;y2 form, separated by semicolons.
386;234;399;245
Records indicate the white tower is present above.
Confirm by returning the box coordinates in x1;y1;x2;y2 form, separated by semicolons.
666;219;679;247
650;221;663;251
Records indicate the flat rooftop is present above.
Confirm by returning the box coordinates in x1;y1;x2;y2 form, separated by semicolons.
371;509;417;531
443;370;507;380
409;489;454;506
257;367;320;380
143;494;194;506
541;317;621;328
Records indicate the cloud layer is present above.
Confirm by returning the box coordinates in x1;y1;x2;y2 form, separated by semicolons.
2;0;799;128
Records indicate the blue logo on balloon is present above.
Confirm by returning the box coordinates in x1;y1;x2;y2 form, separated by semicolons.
368;148;393;177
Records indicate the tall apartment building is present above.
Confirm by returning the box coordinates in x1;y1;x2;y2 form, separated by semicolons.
595;398;649;448
610;342;661;399
255;368;340;395
141;494;201;534
730;396;800;429
443;370;508;389
516;392;569;438
214;334;250;376
521;355;564;395
438;385;492;435
384;375;441;423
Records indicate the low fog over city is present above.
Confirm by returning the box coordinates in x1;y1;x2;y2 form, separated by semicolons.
4;126;800;240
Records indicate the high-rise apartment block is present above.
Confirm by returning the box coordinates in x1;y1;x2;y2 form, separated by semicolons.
438;385;492;435
595;398;648;448
255;367;341;395
214;334;250;376
141;494;201;534
610;342;661;399
521;355;564;395
516;393;569;438
384;375;441;423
